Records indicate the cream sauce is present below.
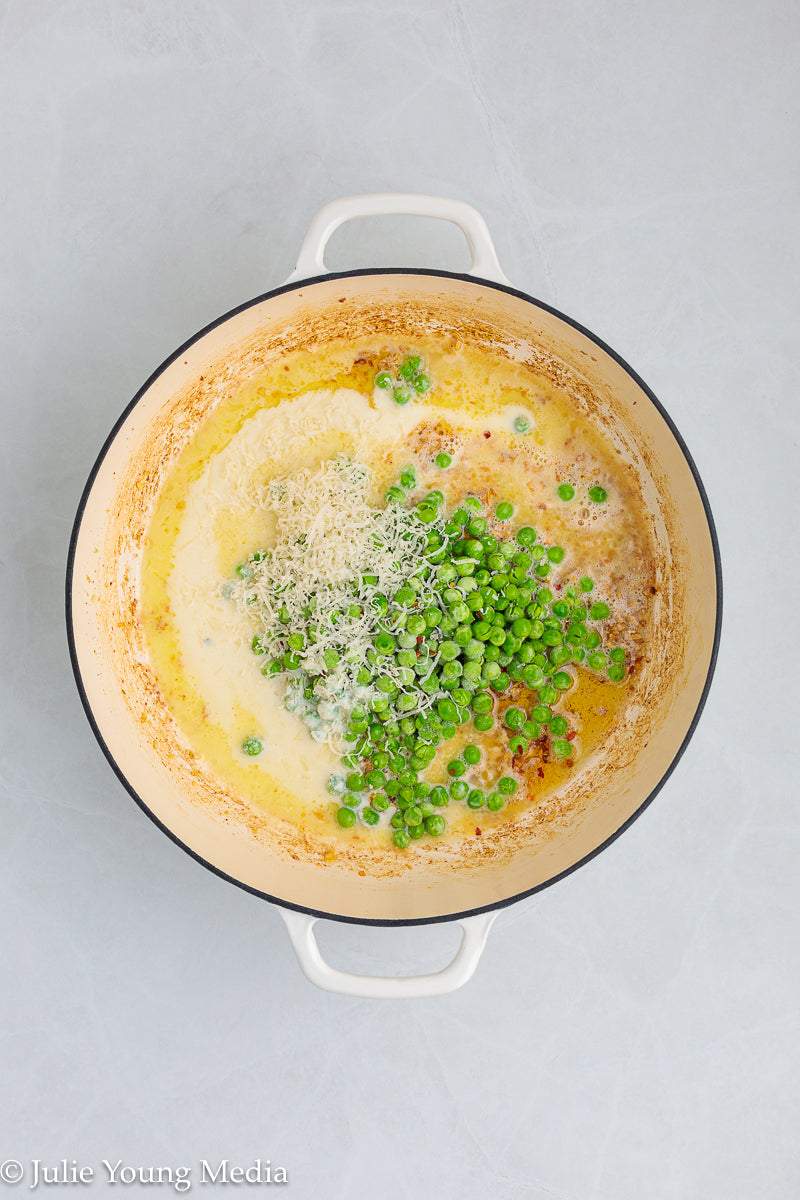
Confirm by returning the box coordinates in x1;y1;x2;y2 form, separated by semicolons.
141;338;655;846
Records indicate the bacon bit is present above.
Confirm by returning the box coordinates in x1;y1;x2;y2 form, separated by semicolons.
475;827;482;836
483;430;491;438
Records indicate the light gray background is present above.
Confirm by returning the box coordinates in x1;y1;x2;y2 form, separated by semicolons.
1;2;798;1197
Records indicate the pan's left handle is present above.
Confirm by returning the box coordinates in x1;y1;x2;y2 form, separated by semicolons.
284;193;510;286
278;908;497;998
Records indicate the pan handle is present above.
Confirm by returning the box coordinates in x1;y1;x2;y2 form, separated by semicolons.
285;193;510;285
278;907;497;998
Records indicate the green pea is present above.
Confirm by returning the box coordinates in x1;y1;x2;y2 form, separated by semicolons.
513;415;530;433
371;793;390;812
537;684;559;705
503;707;526;730
463;744;482;765
547;546;565;563
522;720;541;740
393;829;411;849
394;385;413;405
589;602;611;621
336;807;356;828
467;790;484;809
242;736;263;756
580;576;594;592
549;715;569;736
552;670;573;691
361;807;380;826
450;780;469;801
522;664;545;688
375;370;393;389
608;663;626;682
496;502;514;520
508;734;528;754
400;466;417;489
447;759;466;777
486;793;504;811
405;805;423;827
589;485;607;503
557;483;575;501
399;356;420;379
553;739;573;759
516;526;537;547
467;517;487;537
414;373;432;394
566;623;587;645
549;645;572;667
425;815;446;836
472;691;493;714
417;504;438;523
532;704;552;723
474;714;494;732
435;452;452;469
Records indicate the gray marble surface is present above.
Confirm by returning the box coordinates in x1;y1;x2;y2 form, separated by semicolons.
1;1;798;1197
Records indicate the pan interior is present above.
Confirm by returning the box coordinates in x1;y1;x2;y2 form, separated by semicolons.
70;272;718;922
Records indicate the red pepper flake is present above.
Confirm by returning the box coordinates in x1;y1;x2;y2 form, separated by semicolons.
475;827;482;836
537;767;544;778
483;431;491;438
566;731;576;741
554;583;562;591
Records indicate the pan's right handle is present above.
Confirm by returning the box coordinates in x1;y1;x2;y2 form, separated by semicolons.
278;908;497;998
285;193;511;286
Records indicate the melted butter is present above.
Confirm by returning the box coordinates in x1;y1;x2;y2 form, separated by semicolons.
141;336;655;848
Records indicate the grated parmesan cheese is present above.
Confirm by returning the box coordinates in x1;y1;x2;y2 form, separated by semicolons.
229;456;448;751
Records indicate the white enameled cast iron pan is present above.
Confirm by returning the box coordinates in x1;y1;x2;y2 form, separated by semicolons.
67;195;721;997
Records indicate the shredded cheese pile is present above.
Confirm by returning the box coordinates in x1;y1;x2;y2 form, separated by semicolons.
230;456;446;749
